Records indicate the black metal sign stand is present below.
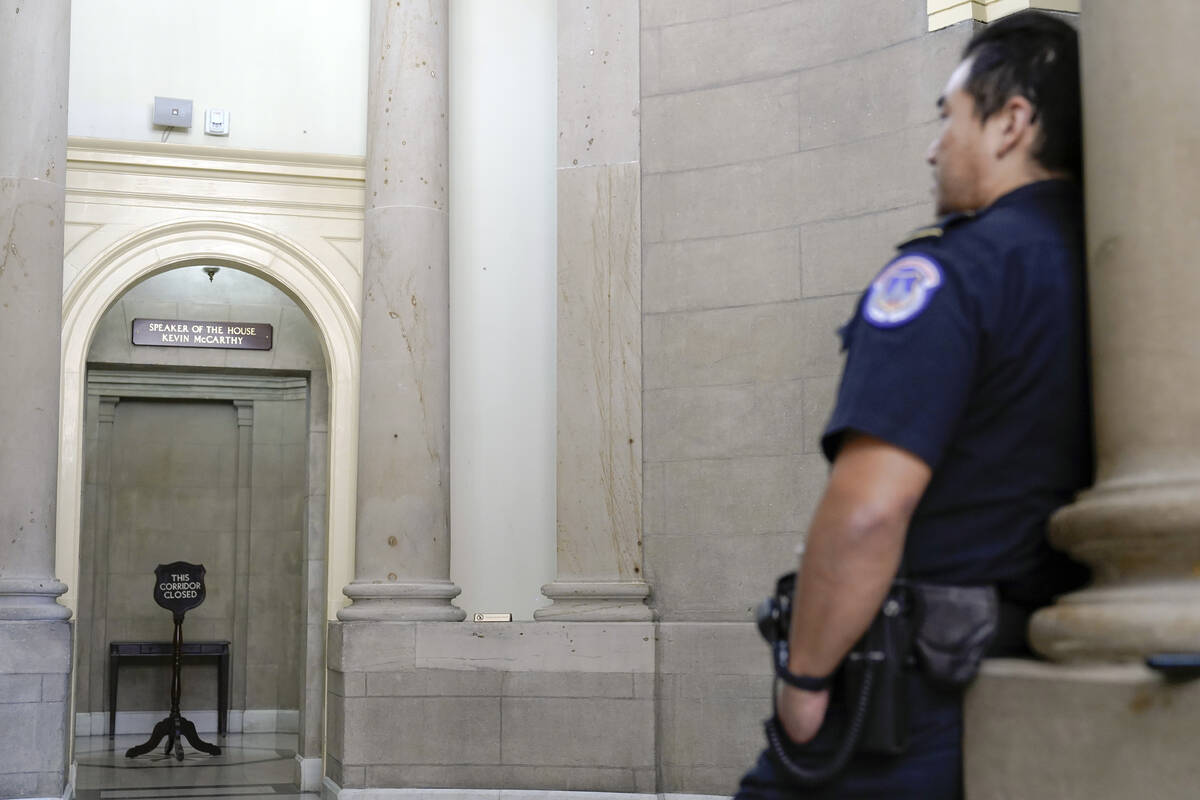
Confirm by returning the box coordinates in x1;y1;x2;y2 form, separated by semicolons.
125;562;222;760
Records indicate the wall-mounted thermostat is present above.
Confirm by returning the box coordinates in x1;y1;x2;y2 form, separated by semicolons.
205;109;230;136
153;96;193;128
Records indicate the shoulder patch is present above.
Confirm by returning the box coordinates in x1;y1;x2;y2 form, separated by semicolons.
863;254;943;328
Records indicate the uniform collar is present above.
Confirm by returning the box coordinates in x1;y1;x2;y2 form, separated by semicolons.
984;178;1079;212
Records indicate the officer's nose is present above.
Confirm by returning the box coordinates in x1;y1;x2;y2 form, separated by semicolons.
926;136;938;166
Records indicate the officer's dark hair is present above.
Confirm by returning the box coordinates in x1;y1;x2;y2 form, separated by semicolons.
961;11;1082;179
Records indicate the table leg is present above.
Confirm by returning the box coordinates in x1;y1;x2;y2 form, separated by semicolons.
218;649;229;735
109;652;119;738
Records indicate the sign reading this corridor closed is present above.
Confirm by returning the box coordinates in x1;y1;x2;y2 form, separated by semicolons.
132;318;273;350
153;561;207;616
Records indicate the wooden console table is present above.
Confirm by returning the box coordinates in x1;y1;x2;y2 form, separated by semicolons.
108;640;230;738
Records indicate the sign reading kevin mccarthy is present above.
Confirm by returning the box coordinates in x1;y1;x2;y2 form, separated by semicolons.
133;318;273;350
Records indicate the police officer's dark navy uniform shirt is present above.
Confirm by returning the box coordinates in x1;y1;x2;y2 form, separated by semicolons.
822;179;1092;607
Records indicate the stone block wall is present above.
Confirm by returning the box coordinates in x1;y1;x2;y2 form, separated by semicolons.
0;623;71;798
638;0;974;793
641;0;966;623
326;622;656;793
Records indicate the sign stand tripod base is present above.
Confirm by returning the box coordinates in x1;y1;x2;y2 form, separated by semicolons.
126;609;221;760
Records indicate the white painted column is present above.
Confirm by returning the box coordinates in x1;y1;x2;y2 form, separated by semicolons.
449;1;558;620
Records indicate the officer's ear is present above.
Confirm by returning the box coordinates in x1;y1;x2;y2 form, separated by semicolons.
989;94;1038;163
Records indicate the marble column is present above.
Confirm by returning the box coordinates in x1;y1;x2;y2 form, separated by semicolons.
339;0;463;621
535;0;651;621
0;0;71;622
1030;0;1200;661
0;2;74;796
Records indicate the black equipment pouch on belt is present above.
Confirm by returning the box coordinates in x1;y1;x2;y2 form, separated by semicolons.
907;581;999;687
755;571;999;786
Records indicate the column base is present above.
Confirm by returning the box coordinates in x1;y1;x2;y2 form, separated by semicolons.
337;580;466;621
0;578;71;621
534;581;653;621
1030;581;1200;662
965;659;1200;800
1032;477;1200;661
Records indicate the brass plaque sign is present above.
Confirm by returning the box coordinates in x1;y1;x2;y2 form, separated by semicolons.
132;318;273;350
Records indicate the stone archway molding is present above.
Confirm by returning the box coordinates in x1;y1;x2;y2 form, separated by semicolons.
57;217;360;622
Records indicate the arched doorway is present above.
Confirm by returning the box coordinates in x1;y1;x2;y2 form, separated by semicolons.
58;220;360;789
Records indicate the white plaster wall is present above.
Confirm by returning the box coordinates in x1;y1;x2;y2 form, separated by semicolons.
68;0;369;156
449;1;557;620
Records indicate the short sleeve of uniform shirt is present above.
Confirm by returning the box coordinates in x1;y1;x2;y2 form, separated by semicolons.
822;249;980;469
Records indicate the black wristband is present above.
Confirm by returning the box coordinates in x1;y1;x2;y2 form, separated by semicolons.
774;641;833;691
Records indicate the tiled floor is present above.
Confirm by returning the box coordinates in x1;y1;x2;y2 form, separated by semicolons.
75;732;316;800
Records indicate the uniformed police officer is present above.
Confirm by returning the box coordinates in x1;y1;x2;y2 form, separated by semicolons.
736;12;1090;799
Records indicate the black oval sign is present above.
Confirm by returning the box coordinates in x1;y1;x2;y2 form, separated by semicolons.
153;562;207;616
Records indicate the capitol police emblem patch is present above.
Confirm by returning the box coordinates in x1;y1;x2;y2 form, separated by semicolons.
864;254;943;328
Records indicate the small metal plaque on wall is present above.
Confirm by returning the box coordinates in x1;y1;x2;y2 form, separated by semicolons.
132;318;273;350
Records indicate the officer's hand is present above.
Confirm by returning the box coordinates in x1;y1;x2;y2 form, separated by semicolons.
777;684;830;744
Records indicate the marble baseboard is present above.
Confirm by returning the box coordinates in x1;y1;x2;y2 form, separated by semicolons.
298;755;322;792
25;762;75;800
74;709;299;736
324;780;728;800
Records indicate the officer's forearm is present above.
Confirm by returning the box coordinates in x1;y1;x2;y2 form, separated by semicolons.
784;436;928;679
785;501;906;678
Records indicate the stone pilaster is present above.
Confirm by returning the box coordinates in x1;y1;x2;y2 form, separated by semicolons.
0;1;73;796
537;0;651;621
87;397;117;727
1029;0;1200;662
339;0;463;621
232;400;253;709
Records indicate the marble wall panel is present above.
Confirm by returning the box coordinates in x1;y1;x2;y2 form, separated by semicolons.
642;0;926;96
800;203;932;299
655;622;773;794
645;531;798;621
499;697;654;767
660;454;827;537
644;302;805;390
802;375;842;455
343;695;502;765
642;74;800;175
559;0;640;168
643;228;801;314
555;163;643;587
643;380;803;462
796;26;965;151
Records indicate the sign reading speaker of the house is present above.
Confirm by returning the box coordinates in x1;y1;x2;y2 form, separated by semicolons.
132;318;273;350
